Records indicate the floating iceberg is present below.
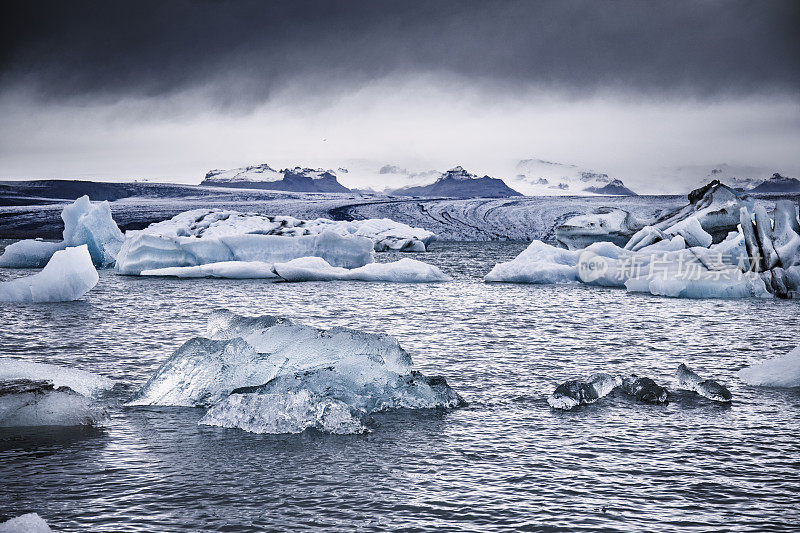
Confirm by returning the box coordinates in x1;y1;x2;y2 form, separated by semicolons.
0;513;53;533
273;257;450;283
199;389;367;434
0;379;108;427
0;195;123;268
141;261;278;279
555;207;644;250
131;310;463;434
676;364;732;402
484;240;581;284
0;245;99;303
129;209;435;252
486;230;772;299
0;358;114;397
547;373;621;410
737;345;800;387
115;230;374;275
619;376;669;404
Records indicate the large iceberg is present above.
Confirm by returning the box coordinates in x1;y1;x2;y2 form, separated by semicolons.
0;245;99;303
116;230;374;275
0;358;114;397
0;379;108;427
484;240;581;284
0;195;123;268
557;180;752;251
130;310;463;434
272;257;450;283
128;209;436;252
0;513;53;533
737;345;800;387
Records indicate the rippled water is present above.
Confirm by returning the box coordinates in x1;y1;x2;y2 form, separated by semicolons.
1;242;799;532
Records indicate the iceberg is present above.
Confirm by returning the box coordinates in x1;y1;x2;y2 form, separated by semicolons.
619;376;669;404
130;310;463;434
128;209;435;253
141;261;278;279
737;345;800;387
0;379;108;427
272;257;450;283
0;195;123;268
484;241;581;284
555;208;643;250
676;364;732;402
0;513;53;533
0;358;114;397
0;245;99;303
116;230;374;275
199;389;367;434
772;200;800;268
547;373;621;410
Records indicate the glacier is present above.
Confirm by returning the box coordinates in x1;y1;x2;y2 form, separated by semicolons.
737;345;800;388
116;230;375;275
0;379;108;427
0;513;53;533
0;245;99;303
130;310;463;434
272;257;450;283
0;358;115;397
0;195;123;268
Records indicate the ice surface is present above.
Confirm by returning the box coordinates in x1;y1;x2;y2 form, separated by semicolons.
116;230;374;275
0;245;99;303
273;257;450;283
127;337;277;407
737;345;800;387
0;358;114;397
131;208;435;252
141;261;278;279
131;310;463;433
0;379;108;427
547;373;621;410
0;513;53;533
754;205;779;270
676;364;732;402
199;389;367;434
771;200;800;268
664;216;713;248
0;195;123;268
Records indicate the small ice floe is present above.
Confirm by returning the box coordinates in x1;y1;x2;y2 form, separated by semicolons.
0;195;124;268
547;373;621;410
272;256;450;283
676;364;732;402
618;375;669;404
737;345;800;388
141;261;279;279
0;379;108;427
128;310;463;434
0;358;115;397
0;513;53;533
0;245;99;303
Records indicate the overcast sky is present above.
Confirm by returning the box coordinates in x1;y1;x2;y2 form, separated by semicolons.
1;0;798;192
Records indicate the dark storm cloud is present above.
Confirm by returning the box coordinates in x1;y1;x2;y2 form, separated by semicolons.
1;0;798;105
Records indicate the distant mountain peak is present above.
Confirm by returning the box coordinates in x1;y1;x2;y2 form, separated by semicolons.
514;158;636;196
390;166;521;198
201;163;350;193
749;172;800;193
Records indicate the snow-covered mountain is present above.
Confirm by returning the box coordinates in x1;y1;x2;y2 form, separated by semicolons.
201;164;351;193
389;166;522;198
513;159;637;196
749;173;800;193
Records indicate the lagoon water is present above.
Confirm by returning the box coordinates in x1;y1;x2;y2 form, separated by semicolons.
1;242;799;532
